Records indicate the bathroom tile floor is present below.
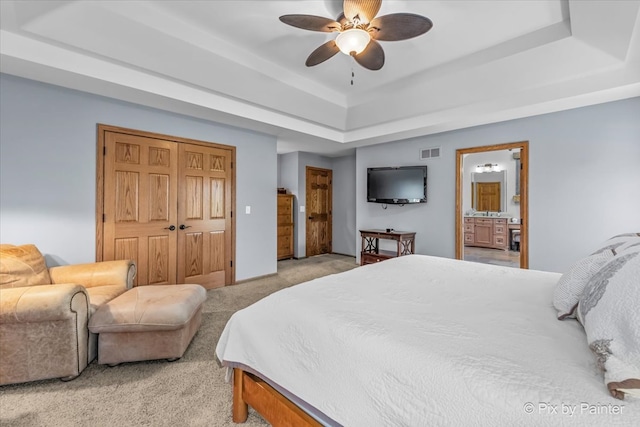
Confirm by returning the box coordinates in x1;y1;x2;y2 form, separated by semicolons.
464;246;520;268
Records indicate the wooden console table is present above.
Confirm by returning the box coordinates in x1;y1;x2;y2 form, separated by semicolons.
360;229;416;266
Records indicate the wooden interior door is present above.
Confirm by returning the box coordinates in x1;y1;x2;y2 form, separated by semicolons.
476;182;501;211
305;166;332;257
177;143;233;289
103;132;179;286
98;125;235;288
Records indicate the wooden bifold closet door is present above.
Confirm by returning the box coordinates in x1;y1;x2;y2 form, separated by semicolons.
97;125;235;289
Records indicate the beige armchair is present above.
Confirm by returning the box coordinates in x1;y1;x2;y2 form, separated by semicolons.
0;244;135;385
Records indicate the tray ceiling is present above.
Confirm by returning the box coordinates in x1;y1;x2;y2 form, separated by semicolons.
1;1;639;156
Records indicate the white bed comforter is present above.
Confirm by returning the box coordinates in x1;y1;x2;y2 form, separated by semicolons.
216;255;639;426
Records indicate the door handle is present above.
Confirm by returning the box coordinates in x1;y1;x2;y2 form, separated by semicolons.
164;225;176;231
179;224;191;230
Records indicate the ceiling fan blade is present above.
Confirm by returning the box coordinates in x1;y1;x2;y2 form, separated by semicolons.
306;41;341;67
343;0;382;25
369;13;433;41
354;40;384;70
336;12;348;27
279;14;341;32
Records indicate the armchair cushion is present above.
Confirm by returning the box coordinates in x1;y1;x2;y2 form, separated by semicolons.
0;284;90;385
85;285;131;316
0;284;88;323
0;244;51;289
48;260;136;289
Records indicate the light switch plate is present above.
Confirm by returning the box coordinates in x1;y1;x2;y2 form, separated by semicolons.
245;206;251;214
300;206;305;213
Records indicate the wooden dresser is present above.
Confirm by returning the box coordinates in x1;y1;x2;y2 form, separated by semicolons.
464;217;508;250
277;194;294;260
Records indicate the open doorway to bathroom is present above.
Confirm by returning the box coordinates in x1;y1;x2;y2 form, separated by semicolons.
455;141;529;269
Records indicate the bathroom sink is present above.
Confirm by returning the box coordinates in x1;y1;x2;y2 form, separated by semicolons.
472;212;502;217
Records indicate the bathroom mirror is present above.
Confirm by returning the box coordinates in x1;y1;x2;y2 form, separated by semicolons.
471;170;507;212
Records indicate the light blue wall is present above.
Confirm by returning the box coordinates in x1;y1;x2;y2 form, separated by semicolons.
0;74;278;281
331;155;356;256
356;97;640;273
7;72;634;277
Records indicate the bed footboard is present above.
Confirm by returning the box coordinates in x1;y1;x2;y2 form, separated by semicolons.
232;368;322;426
233;368;249;422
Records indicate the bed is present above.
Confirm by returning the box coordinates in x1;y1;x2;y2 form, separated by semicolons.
216;253;640;426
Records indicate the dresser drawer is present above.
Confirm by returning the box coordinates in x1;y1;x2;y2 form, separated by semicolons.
475;218;493;225
464;217;475;224
277;234;293;260
278;202;292;214
464;233;475;243
494;235;507;247
363;232;386;239
278;234;291;247
278;225;293;237
494;218;507;224
361;253;390;265
494;225;506;235
464;224;474;232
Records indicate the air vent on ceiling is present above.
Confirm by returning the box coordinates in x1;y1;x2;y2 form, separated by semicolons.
420;147;441;160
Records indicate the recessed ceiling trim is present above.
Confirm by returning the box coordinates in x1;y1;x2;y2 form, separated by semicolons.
0;30;346;143
1;0;639;157
346;19;573;108
97;0;349;108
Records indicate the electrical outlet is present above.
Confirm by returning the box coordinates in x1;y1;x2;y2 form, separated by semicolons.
245;206;251;214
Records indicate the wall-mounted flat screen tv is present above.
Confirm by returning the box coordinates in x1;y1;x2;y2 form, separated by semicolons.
367;166;427;204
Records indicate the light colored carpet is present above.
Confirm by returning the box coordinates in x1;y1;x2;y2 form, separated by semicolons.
0;254;358;427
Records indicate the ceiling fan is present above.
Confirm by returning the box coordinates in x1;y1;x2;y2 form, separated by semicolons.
279;0;433;71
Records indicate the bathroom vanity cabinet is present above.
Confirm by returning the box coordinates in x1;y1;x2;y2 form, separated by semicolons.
463;217;509;250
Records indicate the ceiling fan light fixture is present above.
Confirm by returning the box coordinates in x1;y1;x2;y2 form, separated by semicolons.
280;1;433;70
335;28;371;55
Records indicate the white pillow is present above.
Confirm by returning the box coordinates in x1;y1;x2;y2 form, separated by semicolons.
553;250;615;319
592;233;640;256
577;247;640;400
618;239;640;255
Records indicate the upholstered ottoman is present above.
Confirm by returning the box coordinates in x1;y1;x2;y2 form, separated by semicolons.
88;284;207;365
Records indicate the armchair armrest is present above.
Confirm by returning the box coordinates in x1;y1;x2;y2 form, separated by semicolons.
48;260;136;290
0;284;88;323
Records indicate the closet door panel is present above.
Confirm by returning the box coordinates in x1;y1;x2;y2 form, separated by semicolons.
103;131;178;286
177;144;232;289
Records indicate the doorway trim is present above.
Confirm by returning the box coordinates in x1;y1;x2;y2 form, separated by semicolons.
455;141;529;269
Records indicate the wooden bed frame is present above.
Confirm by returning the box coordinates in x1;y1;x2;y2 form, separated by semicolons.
232;368;322;427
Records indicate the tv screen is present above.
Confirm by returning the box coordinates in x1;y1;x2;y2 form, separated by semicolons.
367;166;427;204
